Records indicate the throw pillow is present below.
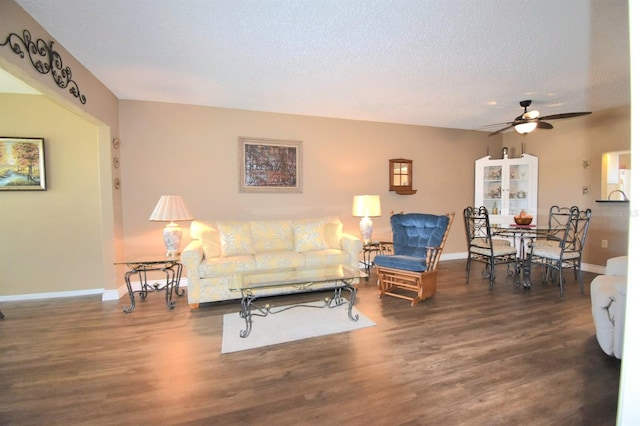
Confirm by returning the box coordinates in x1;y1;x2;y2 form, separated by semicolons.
217;222;255;257
251;220;294;252
324;221;343;249
293;220;328;252
200;228;221;258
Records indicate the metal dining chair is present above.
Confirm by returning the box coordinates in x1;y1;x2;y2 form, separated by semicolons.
528;207;592;296
463;206;518;288
544;205;578;243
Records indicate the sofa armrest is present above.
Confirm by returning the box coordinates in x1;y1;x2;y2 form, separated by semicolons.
613;278;628;359
181;240;204;305
341;233;363;269
606;256;628;276
182;240;204;266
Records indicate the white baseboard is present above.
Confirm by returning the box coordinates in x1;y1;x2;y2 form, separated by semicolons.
581;263;606;275
0;288;104;302
441;252;468;261
102;289;120;301
0;278;188;303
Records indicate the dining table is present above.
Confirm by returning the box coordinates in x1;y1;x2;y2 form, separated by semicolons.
493;224;557;288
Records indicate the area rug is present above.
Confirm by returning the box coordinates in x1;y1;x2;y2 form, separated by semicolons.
221;299;376;353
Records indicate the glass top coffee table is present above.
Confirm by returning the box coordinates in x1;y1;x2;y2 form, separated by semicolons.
229;264;361;338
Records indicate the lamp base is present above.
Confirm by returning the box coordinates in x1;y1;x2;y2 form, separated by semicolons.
163;222;182;257
359;216;374;244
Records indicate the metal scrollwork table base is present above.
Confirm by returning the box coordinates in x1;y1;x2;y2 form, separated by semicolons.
232;265;361;338
114;255;184;313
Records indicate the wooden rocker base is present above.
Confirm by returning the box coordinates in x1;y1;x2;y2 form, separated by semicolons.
377;266;438;306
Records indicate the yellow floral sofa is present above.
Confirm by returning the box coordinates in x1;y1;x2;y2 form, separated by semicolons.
181;217;363;307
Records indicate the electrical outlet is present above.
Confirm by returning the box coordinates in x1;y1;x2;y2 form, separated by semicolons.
602;239;608;249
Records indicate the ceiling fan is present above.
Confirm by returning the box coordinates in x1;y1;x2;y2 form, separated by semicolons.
487;100;592;137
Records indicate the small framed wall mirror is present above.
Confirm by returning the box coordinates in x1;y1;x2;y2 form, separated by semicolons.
389;158;417;195
600;150;630;201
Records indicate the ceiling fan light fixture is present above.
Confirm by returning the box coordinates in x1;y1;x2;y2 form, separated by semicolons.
515;121;538;135
486;100;591;137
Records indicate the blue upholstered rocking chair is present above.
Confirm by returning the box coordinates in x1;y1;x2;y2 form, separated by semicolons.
374;212;454;306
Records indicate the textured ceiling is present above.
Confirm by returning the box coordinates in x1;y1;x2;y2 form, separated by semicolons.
11;0;631;132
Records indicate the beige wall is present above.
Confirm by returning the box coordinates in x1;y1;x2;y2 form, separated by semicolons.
0;94;105;295
119;101;630;271
119;100;498;258
0;0;123;296
504;105;631;265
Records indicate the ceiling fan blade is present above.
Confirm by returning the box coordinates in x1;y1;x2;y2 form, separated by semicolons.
538;111;592;120
537;121;554;129
478;122;513;129
488;124;514;137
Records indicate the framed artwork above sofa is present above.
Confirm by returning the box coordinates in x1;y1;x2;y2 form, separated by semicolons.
238;137;302;193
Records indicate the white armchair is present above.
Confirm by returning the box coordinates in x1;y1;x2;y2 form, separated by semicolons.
590;256;628;359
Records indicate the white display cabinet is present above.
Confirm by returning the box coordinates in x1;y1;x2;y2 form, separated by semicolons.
474;153;538;227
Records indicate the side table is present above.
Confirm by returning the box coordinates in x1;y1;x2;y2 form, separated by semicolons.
114;255;184;313
361;241;393;280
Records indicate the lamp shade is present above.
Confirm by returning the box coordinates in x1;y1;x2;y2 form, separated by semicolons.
149;195;193;222
352;195;381;217
514;121;538;135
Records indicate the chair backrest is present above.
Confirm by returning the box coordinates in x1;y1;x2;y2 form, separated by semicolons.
463;206;493;249
390;212;454;259
548;205;576;230
560;208;592;255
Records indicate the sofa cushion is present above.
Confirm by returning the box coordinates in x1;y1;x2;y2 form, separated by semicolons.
375;254;427;272
250;220;294;252
200;228;221;258
198;255;256;277
217;222;255;257
255;251;305;270
293;219;328;252
303;249;351;267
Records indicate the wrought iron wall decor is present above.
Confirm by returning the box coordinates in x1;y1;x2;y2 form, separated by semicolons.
1;30;86;104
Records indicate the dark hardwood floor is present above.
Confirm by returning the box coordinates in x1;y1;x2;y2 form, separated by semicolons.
0;260;620;425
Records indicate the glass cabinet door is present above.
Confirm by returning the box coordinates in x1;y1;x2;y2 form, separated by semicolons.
508;163;531;215
482;165;503;214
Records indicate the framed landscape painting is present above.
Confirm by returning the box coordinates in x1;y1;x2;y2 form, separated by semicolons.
0;137;46;191
239;137;302;193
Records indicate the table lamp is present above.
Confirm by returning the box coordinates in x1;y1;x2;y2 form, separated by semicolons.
149;195;193;257
352;195;381;244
